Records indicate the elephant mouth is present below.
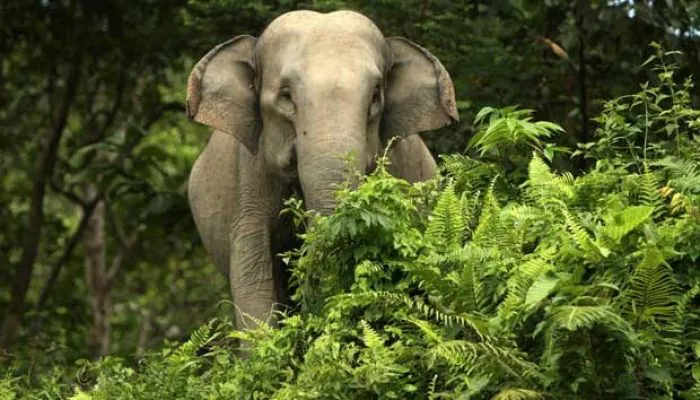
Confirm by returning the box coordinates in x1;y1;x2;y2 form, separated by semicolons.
278;167;299;181
276;143;299;181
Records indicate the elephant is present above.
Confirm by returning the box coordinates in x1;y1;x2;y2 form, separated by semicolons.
185;9;458;331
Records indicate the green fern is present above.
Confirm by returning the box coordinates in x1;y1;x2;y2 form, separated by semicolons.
360;320;386;351
328;291;488;340
639;164;665;217
405;316;444;346
355;260;384;278
676;283;700;323
525;153;575;205
425;182;465;248
660;184;699;217
491;388;547;400
430;340;543;382
560;205;611;260
439;153;502;194
174;319;216;358
471;176;518;251
498;249;556;325
654;156;700;194
443;251;480;313
626;244;680;328
548;305;632;334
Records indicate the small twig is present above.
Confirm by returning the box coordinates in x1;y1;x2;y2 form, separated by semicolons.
105;195;128;246
105;229;138;290
49;175;86;208
35;194;102;309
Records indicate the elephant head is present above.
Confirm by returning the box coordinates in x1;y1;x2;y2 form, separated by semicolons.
186;10;458;215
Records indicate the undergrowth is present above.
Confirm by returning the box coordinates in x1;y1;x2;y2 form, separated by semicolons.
3;44;700;400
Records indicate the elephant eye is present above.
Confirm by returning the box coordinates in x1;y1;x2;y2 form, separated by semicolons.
279;86;293;102
277;85;296;117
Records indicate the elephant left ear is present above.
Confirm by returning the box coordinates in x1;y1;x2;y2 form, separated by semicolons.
382;37;459;140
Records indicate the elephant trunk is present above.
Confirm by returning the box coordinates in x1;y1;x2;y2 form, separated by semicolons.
296;131;365;216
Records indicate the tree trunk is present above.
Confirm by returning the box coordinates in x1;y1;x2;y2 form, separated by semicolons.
136;309;153;355
84;185;110;357
576;0;590;171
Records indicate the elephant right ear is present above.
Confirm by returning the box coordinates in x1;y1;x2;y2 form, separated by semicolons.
186;35;261;154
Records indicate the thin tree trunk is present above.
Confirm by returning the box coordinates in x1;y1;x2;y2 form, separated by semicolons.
136;309;153;355
0;56;81;348
576;0;590;171
84;187;139;358
84;185;110;357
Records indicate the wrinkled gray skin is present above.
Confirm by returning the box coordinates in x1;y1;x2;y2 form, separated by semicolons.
186;10;458;331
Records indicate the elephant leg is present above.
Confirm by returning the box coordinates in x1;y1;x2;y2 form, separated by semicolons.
386;135;438;183
229;216;279;331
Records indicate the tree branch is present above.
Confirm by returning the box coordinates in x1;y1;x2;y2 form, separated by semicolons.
98;66;128;139
105;195;128;246
35;195;102;308
105;229;138;290
50;174;86;208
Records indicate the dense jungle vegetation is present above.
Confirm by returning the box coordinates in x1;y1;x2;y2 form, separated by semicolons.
2;0;700;398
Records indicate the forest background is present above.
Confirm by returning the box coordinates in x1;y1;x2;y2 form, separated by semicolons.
1;0;700;398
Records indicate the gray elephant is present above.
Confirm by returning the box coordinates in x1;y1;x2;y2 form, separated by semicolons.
186;10;458;330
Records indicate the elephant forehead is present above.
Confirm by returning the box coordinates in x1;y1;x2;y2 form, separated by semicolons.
261;45;383;94
257;10;385;55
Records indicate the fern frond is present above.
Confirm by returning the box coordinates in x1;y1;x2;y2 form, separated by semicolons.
327;291;488;340
503;204;539;227
176;319;216;356
525;153;575;205
524;274;560;311
549;305;631;334
626;244;679;328
359;320;385;350
425;182;465;248
676;282;700;322
428;374;439;400
404;316;443;344
472;176;518;250
461;190;481;238
527;153;553;186
560;206;611;260
498;250;556;324
431;340;542;382
639;165;665;216
491;388;547;400
430;242;496;312
439;154;501;193
355;260;384;278
654;156;700;193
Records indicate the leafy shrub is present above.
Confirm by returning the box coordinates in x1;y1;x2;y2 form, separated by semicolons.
3;46;700;400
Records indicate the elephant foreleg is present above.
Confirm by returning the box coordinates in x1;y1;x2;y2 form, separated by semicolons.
386;135;437;183
229;217;278;331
